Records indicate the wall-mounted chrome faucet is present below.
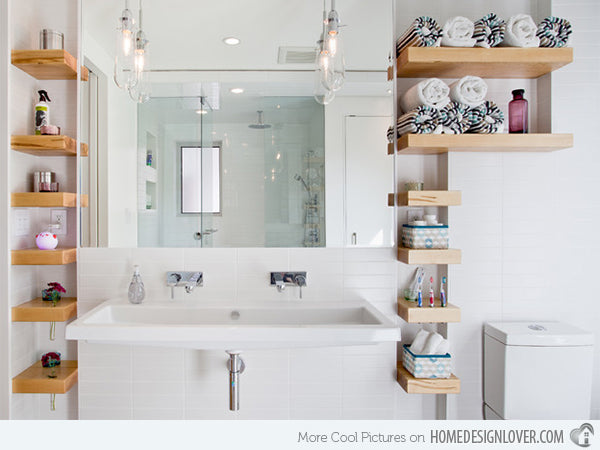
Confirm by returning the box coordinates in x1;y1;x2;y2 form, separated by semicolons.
270;272;307;298
166;271;203;299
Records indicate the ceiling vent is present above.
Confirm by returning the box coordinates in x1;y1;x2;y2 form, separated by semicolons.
277;46;317;64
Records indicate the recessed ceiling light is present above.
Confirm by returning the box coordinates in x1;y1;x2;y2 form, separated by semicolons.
222;36;241;46
195;109;207;115
230;88;244;94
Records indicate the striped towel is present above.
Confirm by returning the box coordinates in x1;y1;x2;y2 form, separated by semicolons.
473;13;506;48
396;16;442;56
467;101;505;134
387;126;395;143
396;106;440;136
537;17;572;48
439;102;471;134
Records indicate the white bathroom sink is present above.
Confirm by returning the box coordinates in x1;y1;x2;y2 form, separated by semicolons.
66;299;400;350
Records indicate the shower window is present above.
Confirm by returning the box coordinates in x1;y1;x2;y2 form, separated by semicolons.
181;145;222;214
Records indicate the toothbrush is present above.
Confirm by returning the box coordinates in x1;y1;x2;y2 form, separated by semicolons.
440;276;447;307
429;276;435;307
417;271;424;307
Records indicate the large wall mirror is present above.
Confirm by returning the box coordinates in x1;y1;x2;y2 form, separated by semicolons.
80;0;393;248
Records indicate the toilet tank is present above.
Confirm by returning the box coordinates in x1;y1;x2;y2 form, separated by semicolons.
484;321;594;420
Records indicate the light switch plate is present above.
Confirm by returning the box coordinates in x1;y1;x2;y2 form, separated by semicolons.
13;210;30;236
51;210;67;235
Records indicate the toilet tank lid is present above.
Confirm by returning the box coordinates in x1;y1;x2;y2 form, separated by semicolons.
484;321;594;346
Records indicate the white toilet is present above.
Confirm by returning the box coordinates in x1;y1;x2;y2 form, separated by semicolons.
483;321;594;420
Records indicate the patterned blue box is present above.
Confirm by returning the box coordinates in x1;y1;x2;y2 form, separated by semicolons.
402;224;449;249
402;344;452;379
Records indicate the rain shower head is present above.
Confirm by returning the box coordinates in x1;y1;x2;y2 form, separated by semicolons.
248;110;271;129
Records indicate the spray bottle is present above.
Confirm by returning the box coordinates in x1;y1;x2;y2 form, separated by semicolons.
35;90;51;135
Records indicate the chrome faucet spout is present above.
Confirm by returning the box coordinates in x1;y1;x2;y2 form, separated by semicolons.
185;272;203;293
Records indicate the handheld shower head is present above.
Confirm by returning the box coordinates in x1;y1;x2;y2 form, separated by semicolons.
294;174;310;192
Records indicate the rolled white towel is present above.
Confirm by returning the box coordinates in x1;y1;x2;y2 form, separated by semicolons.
409;329;431;354
441;16;476;47
400;78;450;113
501;14;540;47
422;332;444;355
436;338;450;355
449;76;488;108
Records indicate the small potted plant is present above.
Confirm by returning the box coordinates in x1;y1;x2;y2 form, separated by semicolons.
42;282;66;306
41;352;61;378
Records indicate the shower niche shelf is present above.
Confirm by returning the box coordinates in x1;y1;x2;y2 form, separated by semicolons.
11;135;89;156
398;248;461;265
397;363;460;394
388;191;461;207
12;298;77;322
13;361;78;394
396;47;573;79
397;297;460;323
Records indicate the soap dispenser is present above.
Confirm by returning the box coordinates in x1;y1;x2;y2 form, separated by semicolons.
128;265;145;304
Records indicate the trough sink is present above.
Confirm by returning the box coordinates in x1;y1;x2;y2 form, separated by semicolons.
66;299;400;351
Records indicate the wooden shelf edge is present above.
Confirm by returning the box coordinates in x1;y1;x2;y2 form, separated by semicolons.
397;363;460;394
12;361;78;394
11;248;77;266
389;191;461;207
11;49;89;81
397;297;460;323
397;47;573;79
12;192;89;208
11;135;89;156
397;133;573;155
398;247;461;265
12;298;77;322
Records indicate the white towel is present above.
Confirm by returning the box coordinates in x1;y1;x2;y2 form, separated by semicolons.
409;329;431;354
436;339;450;355
449;76;488;108
501;14;540;47
422;332;444;355
441;16;476;47
400;78;450;113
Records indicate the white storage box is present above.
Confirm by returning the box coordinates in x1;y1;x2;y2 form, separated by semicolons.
402;224;449;249
403;344;452;379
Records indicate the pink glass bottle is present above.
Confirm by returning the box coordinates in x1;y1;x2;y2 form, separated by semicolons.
509;89;528;133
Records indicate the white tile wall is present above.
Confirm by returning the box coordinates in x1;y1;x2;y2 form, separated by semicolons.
76;247;419;420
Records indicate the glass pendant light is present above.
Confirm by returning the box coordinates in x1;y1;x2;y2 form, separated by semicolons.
324;0;345;92
114;0;136;89
313;3;334;105
128;1;151;103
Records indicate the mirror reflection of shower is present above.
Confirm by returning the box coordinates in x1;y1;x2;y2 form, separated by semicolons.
294;173;310;192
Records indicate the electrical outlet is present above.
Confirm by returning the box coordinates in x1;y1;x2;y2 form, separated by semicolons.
51;210;67;235
13;210;30;236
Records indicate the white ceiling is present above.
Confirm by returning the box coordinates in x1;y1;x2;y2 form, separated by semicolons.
83;0;393;71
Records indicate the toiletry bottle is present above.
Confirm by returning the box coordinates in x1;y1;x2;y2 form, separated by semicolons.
35;90;51;135
128;265;145;304
508;89;528;134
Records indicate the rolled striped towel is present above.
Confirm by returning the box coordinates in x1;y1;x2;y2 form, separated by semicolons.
387;126;395;142
501;14;540;47
439;101;471;134
441;16;476;47
396;105;440;136
396;16;442;56
400;78;450;113
467;101;505;134
449;76;488;108
473;13;506;48
537;17;572;48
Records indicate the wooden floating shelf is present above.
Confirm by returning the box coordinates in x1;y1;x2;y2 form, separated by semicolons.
13;361;78;394
12;248;77;266
395;133;573;155
12;297;77;322
398;247;461;265
397;363;460;394
388;191;461;207
396;47;573;79
397;297;460;323
12;49;89;81
11;135;89;157
387;66;393;81
12;192;88;208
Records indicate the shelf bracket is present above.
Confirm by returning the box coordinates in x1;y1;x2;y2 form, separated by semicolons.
49;321;56;341
50;393;56;411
